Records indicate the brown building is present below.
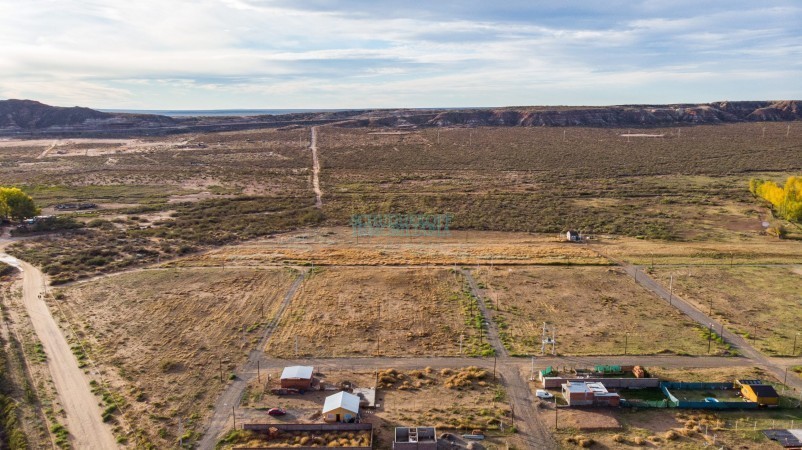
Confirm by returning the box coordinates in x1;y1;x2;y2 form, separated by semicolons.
562;381;621;407
280;366;314;390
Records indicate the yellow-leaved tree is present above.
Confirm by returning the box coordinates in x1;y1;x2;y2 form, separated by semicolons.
0;187;40;221
749;176;802;222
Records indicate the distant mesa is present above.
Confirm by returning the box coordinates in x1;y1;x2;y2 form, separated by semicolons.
0;99;799;137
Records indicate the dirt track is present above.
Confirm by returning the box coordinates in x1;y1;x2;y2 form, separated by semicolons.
198;270;307;450
310;126;322;208
0;248;118;449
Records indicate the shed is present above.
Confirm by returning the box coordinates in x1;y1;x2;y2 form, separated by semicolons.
280;366;314;390
741;384;779;406
323;391;360;423
566;230;580;242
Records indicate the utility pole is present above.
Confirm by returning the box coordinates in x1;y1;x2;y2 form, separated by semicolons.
708;323;713;354
531;356;535;381
376;303;381;356
554;402;558;430
624;332;629;355
257;360;261;383
668;274;673;306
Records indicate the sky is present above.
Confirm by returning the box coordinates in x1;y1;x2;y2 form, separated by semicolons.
0;0;800;109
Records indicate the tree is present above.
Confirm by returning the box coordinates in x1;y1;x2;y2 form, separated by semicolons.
0;187;39;221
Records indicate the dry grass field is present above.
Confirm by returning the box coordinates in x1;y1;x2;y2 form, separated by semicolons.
265;267;483;357
651;266;802;356
472;266;729;356
599;234;802;266
56;267;300;448
174;227;607;268
230;366;515;449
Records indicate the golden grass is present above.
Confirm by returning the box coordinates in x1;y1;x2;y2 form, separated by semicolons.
58;267;299;448
651;266;802;356
265;267;472;357
473;266;728;355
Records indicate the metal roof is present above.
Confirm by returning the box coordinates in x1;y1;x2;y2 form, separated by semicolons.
322;391;360;414
280;366;313;380
748;384;779;398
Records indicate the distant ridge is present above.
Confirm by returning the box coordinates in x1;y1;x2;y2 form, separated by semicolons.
0;99;111;129
1;99;800;136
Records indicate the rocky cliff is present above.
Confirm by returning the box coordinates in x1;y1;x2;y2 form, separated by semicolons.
1;99;799;136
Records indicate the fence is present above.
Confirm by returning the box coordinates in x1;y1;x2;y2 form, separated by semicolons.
660;382;758;410
542;377;660;389
240;423;373;450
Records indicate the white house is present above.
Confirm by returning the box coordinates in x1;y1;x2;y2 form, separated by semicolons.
322;391;360;423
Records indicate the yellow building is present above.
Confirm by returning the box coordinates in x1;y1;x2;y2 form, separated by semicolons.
738;380;779;406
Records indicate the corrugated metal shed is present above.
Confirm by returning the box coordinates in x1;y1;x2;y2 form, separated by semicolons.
281;366;314;380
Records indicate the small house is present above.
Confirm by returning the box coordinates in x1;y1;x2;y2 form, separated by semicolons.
566;230;580;242
280;366;314;390
737;380;779;406
323;391;360;423
562;381;620;406
394;427;437;450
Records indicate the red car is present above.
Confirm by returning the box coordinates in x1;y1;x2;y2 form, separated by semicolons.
267;408;286;416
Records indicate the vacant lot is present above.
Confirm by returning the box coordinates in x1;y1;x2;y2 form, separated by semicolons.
651;266;802;356
265;267;483;357
598;235;802;266
472;266;728;356
58;267;300;448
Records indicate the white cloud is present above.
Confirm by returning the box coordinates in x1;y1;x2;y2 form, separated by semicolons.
0;0;799;108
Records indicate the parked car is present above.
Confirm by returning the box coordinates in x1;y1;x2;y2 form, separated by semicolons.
267;408;286;416
536;389;554;399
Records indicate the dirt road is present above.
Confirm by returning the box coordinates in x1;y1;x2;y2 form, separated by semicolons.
0;250;118;449
461;268;508;357
310;127;322;208
198;271;307;450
